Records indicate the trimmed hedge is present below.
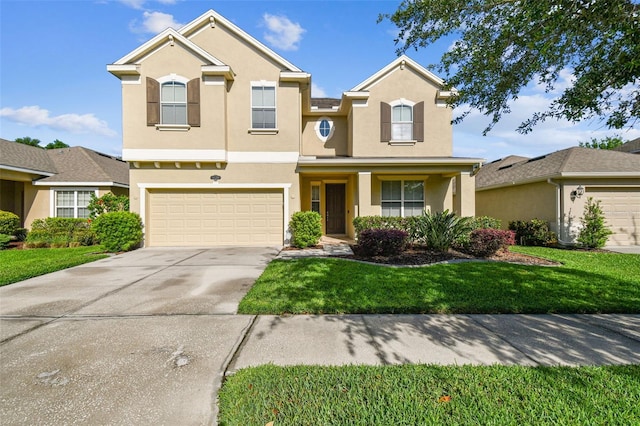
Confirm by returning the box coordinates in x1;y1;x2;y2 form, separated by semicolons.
462;229;516;257
0;234;11;250
509;219;556;246
290;211;322;248
0;210;20;236
356;229;408;257
92;211;143;252
25;217;95;248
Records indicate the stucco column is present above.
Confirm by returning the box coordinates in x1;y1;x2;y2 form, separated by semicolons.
455;172;476;217
357;172;372;217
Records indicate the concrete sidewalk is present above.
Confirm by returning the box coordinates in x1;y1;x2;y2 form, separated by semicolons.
228;314;640;372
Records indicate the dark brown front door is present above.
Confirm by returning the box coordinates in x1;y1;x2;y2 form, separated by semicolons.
325;184;345;234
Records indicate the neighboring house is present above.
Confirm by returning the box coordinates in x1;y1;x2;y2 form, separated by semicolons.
613;137;640;154
0;138;129;227
107;9;483;247
475;147;640;246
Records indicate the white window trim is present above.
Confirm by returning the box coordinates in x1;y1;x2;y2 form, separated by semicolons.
50;188;98;218
157;74;190;127
311;182;321;213
381;180;425;217
314;116;335;142
250;80;277;132
389;98;416;143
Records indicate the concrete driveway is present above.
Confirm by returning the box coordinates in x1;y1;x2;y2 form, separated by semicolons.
0;246;279;426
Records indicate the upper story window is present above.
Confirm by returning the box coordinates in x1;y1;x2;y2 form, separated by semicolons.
380;100;424;143
54;189;95;218
146;76;200;129
392;104;413;140
314;116;335;142
161;81;187;125
251;83;276;129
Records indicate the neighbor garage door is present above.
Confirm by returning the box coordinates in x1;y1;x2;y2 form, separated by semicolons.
147;189;283;246
587;187;640;246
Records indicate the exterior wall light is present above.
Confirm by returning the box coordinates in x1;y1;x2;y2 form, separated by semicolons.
210;175;221;182
570;185;585;201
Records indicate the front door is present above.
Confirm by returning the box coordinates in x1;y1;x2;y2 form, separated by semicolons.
325;184;345;234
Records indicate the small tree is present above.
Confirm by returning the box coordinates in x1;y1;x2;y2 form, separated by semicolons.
577;197;613;249
289;211;322;248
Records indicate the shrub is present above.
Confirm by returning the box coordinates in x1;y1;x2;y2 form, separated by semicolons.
0;210;20;236
462;229;516;257
577;197;613;248
88;192;130;219
289;211;323;248
455;215;502;247
25;218;93;248
92;211;143;252
508;219;556;246
357;229;408;257
353;216;407;240
413;210;471;253
0;234;11;250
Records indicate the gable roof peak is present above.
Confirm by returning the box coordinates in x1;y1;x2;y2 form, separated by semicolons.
177;9;302;73
351;55;446;92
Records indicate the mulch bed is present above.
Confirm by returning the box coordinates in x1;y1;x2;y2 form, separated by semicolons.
343;245;560;266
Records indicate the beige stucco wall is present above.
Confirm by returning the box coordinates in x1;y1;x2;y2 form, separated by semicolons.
301;116;349;157
476;181;557;231
120;25;302;156
350;66;453;158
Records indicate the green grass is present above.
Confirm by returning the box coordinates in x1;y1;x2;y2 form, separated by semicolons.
238;247;640;314
0;246;109;286
219;364;640;426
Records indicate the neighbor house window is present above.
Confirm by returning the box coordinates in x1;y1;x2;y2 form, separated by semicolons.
251;84;276;129
311;184;321;214
161;81;187;125
392;104;413;140
381;180;424;217
55;190;94;218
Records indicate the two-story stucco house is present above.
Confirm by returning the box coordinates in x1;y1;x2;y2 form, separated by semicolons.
108;9;483;247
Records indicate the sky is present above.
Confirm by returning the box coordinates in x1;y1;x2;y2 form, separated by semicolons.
1;0;638;163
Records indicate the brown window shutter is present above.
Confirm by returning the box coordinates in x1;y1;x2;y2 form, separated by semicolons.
187;78;201;127
380;102;391;142
146;77;159;126
413;101;424;142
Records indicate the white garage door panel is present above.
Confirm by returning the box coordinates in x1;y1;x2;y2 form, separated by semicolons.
587;188;640;246
148;189;283;246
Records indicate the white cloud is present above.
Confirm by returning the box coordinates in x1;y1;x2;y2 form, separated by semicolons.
262;13;305;51
129;11;183;34
312;83;327;98
119;0;177;9
0;106;118;138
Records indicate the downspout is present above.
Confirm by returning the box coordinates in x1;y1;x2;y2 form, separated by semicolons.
547;178;569;245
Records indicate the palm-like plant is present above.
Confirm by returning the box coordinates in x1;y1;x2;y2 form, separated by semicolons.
414;210;471;252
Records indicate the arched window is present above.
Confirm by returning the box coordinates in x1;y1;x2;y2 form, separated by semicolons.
392;104;413;140
161;81;187;125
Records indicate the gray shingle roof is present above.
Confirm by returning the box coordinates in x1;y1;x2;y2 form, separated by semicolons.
476;147;640;189
0;139;129;186
0;138;56;175
311;98;341;109
613;137;640;154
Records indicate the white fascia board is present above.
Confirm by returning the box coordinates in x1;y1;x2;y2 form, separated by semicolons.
201;65;235;80
178;9;302;73
106;64;141;77
351;55;444;91
110;28;225;67
1;164;55;177
477;172;640;192
34;181;129;188
227;151;299;163
280;71;311;83
558;172;640;178
298;157;484;166
122;149;227;162
139;182;291;189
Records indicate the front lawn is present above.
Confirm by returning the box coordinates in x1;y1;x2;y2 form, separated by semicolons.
238;247;640;314
0;246;109;286
219;364;640;425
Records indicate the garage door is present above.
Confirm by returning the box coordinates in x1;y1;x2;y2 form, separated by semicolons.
587;188;640;246
147;189;283;246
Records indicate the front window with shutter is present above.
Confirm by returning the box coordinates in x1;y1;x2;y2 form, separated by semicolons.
381;100;424;143
161;81;187;125
392;104;413;140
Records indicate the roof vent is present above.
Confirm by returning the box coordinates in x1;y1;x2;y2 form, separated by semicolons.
498;164;513;171
526;155;546;163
